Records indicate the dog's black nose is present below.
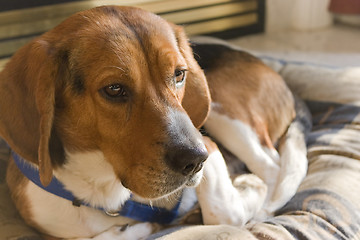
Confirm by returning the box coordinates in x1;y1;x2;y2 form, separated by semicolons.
164;110;208;176
165;143;208;176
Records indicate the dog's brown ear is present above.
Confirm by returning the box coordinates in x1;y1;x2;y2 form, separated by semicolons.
172;25;211;128
0;39;58;186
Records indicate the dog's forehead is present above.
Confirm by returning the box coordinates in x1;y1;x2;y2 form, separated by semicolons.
108;8;181;61
71;7;183;69
93;6;179;49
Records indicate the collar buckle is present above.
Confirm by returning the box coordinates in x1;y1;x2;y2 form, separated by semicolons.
104;210;121;217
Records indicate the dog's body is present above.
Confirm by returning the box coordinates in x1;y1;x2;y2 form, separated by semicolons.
191;39;310;215
0;6;309;240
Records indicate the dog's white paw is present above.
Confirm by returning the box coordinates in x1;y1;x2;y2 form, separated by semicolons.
111;223;153;240
233;174;267;196
253;207;274;222
199;174;267;226
74;222;154;240
233;174;267;217
114;223;154;240
260;163;280;185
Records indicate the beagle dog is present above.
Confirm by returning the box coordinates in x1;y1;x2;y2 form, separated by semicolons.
0;5;310;240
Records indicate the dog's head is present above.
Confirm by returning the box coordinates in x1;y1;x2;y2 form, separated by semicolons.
0;6;210;199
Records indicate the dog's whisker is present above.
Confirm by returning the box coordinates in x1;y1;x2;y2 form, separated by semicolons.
148;200;153;208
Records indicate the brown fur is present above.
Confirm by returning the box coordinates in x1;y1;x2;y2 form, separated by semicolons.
205;50;295;148
202;136;219;154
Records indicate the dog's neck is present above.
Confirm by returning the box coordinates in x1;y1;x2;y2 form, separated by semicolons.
55;150;187;211
55;150;198;220
13;148;198;223
54;150;132;211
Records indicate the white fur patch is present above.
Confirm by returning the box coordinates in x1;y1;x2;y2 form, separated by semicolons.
204;107;309;217
196;150;266;225
177;188;198;217
264;121;308;213
26;180;133;238
72;223;154;240
55;150;131;211
204;108;280;188
27;150;134;238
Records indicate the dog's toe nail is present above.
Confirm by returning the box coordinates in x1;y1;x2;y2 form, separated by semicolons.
120;224;129;232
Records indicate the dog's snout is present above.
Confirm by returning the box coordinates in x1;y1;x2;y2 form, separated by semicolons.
165;144;208;176
165;110;208;175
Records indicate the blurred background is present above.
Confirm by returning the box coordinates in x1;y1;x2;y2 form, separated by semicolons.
231;0;360;67
0;0;359;70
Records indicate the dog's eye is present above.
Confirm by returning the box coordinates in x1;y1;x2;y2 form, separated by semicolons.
101;84;129;102
174;69;187;88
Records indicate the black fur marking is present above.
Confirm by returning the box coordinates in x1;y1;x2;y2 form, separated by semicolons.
49;126;66;167
191;43;259;71
57;50;85;94
99;6;122;18
71;68;85;94
191;43;233;70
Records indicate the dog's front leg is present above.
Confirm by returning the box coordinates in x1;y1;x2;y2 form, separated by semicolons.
70;223;154;240
197;137;267;226
204;111;281;199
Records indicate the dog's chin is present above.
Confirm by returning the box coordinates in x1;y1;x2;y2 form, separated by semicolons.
185;168;204;187
127;169;204;200
148;171;204;200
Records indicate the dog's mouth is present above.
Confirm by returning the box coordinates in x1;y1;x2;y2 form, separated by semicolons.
163;167;205;195
121;164;204;200
152;169;204;199
185;167;204;187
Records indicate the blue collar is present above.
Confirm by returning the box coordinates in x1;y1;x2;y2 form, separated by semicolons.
11;150;181;224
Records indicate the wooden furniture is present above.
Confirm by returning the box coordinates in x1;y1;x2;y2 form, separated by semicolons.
0;0;265;70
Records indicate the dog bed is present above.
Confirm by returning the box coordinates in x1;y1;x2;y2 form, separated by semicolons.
1;58;360;240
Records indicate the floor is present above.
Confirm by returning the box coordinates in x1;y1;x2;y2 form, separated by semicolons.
229;23;360;68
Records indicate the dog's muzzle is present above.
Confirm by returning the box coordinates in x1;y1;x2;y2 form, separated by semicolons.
165;110;208;176
165;142;208;176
